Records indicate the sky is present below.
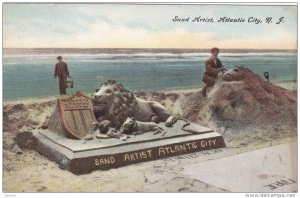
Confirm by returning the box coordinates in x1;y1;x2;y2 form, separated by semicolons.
3;3;297;49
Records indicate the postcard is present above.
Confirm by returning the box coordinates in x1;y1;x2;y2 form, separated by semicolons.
2;3;297;194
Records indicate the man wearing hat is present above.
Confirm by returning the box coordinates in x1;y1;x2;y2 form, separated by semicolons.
54;56;70;95
201;47;227;97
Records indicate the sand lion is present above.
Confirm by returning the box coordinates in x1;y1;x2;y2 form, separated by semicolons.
92;80;177;133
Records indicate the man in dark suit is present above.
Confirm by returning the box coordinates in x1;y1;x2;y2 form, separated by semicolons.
54;56;70;95
201;47;227;97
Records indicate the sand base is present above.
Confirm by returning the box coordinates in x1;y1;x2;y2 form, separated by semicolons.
34;126;224;174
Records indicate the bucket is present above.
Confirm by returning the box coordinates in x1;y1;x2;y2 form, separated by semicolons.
66;76;74;88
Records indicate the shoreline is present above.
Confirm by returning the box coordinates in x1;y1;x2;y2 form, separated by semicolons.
3;80;297;105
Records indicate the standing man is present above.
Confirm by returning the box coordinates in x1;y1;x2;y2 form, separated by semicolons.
54;56;70;95
201;47;227;97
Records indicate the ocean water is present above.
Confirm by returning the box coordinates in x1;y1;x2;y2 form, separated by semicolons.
3;49;297;101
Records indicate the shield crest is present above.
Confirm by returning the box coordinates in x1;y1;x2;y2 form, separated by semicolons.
58;92;96;140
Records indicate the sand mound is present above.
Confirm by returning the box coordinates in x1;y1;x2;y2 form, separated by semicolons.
138;67;296;126
136;67;297;146
3;100;56;150
214;67;296;126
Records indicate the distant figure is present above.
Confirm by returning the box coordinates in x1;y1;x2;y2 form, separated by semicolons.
201;47;227;97
54;56;70;95
264;72;269;82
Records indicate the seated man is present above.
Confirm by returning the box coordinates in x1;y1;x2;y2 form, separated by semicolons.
201;47;227;97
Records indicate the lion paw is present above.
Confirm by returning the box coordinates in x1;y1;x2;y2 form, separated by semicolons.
165;116;177;127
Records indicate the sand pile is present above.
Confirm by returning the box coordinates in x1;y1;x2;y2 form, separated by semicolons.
136;67;297;146
3;100;56;151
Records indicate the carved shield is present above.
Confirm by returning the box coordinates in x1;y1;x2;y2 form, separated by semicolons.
58;92;96;140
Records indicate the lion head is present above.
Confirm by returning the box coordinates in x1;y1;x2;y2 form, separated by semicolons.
222;66;251;82
92;80;138;128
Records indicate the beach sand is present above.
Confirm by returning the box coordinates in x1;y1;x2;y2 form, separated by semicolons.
3;81;297;192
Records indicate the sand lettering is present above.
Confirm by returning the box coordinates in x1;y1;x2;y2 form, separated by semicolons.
95;156;116;166
123;150;153;162
158;141;198;156
199;139;217;148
